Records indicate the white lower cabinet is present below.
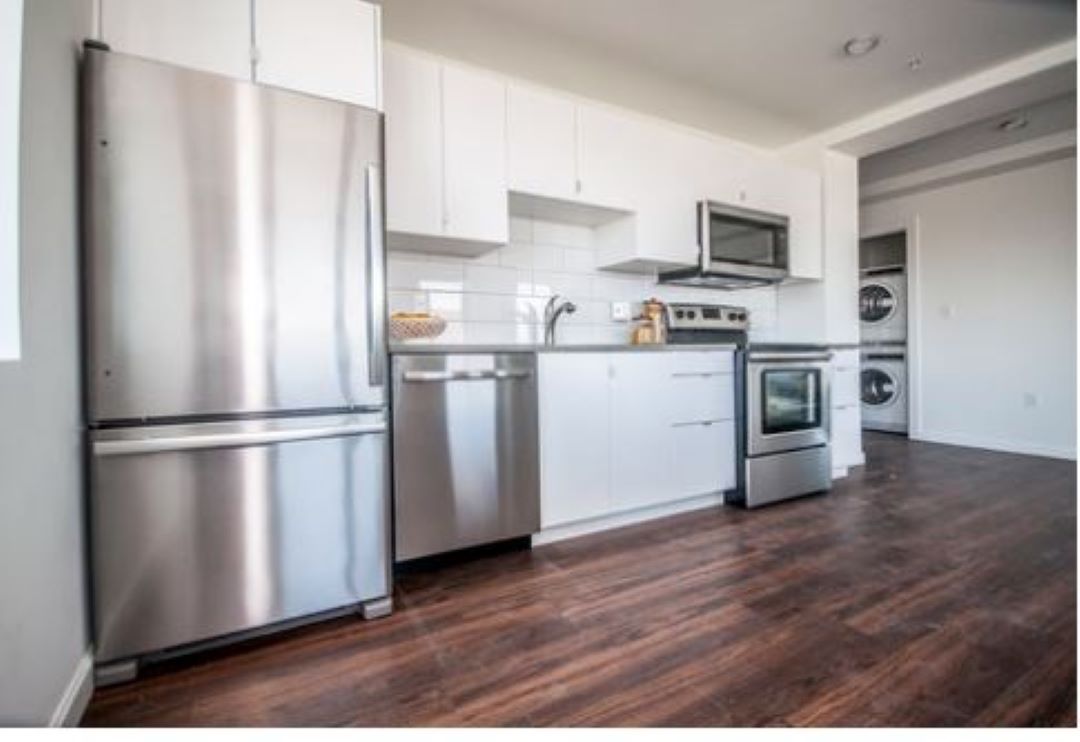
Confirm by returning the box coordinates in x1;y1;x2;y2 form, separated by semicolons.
538;354;611;527
830;349;864;473
672;421;735;499
831;405;863;470
609;353;673;511
538;350;736;533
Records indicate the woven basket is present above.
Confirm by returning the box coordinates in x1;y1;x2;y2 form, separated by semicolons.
390;314;447;341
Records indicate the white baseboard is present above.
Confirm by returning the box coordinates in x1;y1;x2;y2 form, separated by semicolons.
913;430;1076;461
532;493;725;546
49;650;93;727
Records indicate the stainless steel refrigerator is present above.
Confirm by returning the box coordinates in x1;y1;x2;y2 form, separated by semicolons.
82;47;390;681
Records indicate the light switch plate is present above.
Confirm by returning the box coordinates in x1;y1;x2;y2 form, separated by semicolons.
611;302;631;322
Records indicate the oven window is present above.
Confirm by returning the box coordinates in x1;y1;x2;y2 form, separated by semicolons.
761;369;821;434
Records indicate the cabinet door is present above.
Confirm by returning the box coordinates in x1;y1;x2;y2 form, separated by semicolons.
831;405;862;469
507;85;577;200
610;353;673;511
253;0;380;109
672;420;735;497
632;123;701;267
383;45;443;238
442;64;508;244
100;0;251;80
576;104;639;210
784;167;823;280
539;354;611;527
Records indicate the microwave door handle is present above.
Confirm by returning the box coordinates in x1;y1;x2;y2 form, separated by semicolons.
365;164;386;388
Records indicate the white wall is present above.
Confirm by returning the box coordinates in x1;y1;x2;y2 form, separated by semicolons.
0;0;23;360
862;154;1077;459
0;0;93;726
389;217;778;345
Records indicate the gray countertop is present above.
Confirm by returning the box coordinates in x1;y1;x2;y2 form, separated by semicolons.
389;342;739;355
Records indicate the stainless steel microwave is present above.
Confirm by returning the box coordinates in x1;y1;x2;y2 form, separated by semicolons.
660;201;789;289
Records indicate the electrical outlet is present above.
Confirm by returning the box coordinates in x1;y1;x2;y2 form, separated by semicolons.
611;302;632;322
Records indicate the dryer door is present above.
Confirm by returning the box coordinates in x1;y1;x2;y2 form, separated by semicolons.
859;283;898;325
861;367;899;407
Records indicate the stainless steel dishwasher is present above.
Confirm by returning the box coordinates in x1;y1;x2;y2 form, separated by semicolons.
391;352;540;561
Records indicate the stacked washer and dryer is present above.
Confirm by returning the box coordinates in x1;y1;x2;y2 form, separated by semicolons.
859;234;909;434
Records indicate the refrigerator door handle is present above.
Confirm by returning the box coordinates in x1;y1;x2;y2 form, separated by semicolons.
93;422;388;457
366;163;387;389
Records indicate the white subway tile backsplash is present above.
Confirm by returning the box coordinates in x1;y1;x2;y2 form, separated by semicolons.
497;243;535;269
463;264;530;295
388;290;428;314
531;242;561;272
559;247;594;273
387;216;778;345
532;271;591;300
427;291;464;321
387;255;464;292
532;219;592;249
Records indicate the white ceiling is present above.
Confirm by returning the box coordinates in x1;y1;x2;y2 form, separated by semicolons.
860;91;1077;183
380;0;1076;147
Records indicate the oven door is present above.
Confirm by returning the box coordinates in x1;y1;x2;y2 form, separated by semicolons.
747;352;831;456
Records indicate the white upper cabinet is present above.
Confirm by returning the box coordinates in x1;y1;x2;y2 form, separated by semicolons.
782;166;824;280
253;0;380;109
98;0;382;109
576;104;640;211
384;45;508;253
383;46;443;239
441;65;508;245
506;85;578;201
99;0;252;80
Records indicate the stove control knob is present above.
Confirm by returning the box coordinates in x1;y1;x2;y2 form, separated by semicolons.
675;310;685;319
687;310;697;319
738;313;747;321
728;312;738;321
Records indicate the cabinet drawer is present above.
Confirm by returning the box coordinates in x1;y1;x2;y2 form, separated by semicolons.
672;420;735;498
832;368;859;409
668;350;733;376
670;373;735;424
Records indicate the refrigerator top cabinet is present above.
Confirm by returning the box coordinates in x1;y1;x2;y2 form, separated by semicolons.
82;48;387;425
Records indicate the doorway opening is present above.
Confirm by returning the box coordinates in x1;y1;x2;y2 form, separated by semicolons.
859;232;909;437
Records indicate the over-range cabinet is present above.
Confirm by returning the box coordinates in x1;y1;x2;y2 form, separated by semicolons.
81;47;391;682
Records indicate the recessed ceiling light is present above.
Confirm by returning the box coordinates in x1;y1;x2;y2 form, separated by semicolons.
843;35;881;57
997;115;1029;132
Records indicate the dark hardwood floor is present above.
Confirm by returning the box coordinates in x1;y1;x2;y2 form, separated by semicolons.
84;433;1077;727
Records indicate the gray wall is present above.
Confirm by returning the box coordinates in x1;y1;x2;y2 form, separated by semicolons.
0;0;92;725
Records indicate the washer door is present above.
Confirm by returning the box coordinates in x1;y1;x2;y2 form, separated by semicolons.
861;367;899;407
860;283;897;324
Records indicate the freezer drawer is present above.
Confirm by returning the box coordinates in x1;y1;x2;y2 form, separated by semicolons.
392;353;540;561
90;413;390;663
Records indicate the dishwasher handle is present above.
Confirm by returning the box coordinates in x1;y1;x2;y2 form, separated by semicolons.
402;369;533;383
